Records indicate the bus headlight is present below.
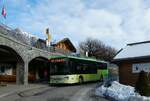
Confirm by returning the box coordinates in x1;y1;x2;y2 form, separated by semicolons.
64;76;69;79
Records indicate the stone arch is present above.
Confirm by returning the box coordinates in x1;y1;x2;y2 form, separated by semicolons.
0;45;25;84
28;56;50;83
0;45;24;62
0;36;28;61
28;54;49;63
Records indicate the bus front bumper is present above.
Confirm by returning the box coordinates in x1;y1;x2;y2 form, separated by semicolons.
49;75;79;84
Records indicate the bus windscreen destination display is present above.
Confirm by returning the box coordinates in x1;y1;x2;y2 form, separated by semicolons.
49;59;65;62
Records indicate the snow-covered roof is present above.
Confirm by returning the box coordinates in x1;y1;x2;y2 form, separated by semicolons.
114;41;150;60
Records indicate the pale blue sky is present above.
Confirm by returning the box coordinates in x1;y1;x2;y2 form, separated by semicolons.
1;0;150;49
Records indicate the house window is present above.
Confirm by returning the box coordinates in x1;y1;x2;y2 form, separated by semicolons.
132;63;150;73
0;64;13;75
0;67;5;74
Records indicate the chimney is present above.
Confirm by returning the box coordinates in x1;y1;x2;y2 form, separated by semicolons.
86;51;88;57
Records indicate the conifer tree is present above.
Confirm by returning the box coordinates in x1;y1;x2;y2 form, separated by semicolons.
135;71;150;96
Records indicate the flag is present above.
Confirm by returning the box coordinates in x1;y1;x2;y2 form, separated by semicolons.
2;6;6;19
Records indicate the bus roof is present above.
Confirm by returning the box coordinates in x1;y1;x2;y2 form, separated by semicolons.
49;55;108;63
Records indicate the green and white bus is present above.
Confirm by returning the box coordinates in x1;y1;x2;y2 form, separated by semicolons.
49;55;108;84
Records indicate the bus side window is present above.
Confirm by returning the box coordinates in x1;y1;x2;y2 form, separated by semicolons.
103;63;107;69
70;61;78;74
99;63;107;69
75;63;84;74
91;63;97;73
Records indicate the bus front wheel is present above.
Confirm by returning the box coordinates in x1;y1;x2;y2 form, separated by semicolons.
79;76;84;84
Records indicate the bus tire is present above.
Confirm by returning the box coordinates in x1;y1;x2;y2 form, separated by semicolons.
79;76;84;84
100;75;104;82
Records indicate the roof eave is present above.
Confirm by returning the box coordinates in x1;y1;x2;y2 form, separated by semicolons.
113;55;150;63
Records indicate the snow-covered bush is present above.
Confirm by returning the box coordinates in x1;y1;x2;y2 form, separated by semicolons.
95;81;150;101
128;95;150;101
95;85;107;97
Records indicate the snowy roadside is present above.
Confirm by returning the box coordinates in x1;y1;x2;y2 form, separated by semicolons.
71;84;109;101
95;81;150;101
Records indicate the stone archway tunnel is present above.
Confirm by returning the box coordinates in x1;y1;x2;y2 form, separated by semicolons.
28;57;50;83
0;45;24;84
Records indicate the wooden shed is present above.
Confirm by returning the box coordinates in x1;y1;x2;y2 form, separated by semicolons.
113;41;150;86
55;38;76;53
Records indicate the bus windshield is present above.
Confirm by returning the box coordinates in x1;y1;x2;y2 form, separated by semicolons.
50;61;70;75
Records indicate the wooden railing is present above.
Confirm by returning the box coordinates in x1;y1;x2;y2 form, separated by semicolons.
0;75;16;82
0;75;36;82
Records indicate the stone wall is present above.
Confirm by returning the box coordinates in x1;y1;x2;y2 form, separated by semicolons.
0;29;59;85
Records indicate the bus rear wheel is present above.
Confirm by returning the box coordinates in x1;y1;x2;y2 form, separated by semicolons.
79;77;84;84
100;75;104;82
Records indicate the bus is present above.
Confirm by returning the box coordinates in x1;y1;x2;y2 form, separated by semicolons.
49;55;108;84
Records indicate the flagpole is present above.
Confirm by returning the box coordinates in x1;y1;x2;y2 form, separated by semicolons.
2;13;4;25
2;5;7;25
4;17;6;26
4;0;6;26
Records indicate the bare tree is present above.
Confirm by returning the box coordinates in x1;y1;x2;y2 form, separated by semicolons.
79;38;117;61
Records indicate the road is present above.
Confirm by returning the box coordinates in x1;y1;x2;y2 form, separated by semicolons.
0;83;108;101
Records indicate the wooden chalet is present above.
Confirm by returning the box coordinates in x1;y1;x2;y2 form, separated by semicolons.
113;41;150;86
55;38;76;53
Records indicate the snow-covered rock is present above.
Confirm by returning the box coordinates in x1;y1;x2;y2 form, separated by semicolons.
95;81;150;101
105;81;135;100
95;85;107;97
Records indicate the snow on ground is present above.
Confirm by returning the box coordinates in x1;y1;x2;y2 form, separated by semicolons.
95;81;150;101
